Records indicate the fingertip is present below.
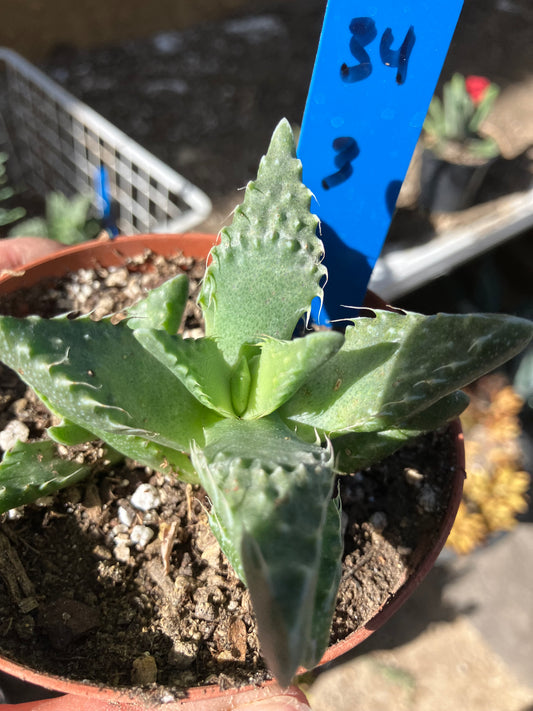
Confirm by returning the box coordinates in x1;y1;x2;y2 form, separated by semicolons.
0;237;64;271
237;693;310;711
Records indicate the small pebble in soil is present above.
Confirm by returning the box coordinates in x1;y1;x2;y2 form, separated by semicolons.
200;541;221;568
194;599;217;622
131;483;162;512
369;511;388;532
117;503;136;526
130;524;155;549
6;507;23;520
404;466;424;486
0;419;29;450
160;693;177;704
131;654;158;686
105;268;129;288
38;598;100;650
418;484;438;512
15;615;35;641
112;523;129;536
143;510;159;525
113;541;131;564
92;544;113;561
18;597;39;614
12;398;28;416
33;496;55;508
168;639;199;669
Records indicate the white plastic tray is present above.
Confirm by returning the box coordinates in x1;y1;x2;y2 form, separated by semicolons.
0;48;211;235
369;187;533;301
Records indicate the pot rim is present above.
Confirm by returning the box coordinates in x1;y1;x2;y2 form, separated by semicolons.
0;233;465;706
0;234;217;292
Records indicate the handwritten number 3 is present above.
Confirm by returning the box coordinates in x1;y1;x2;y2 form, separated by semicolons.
322;137;360;190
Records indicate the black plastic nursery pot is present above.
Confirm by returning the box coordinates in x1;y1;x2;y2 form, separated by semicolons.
419;148;494;212
0;234;466;710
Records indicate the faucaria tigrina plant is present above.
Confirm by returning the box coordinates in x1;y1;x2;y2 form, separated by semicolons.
0;120;531;685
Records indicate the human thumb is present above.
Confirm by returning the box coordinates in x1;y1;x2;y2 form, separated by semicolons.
237;689;310;711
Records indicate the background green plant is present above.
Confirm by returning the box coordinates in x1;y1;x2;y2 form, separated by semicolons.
423;73;500;160
8;191;100;244
0;152;26;229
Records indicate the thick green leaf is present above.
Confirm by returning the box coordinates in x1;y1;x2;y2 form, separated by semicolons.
230;354;252;417
396;389;470;430
47;418;96;445
243;331;344;419
281;310;533;435
334;428;415;474
469;84;499;132
192;415;337;687
302;493;343;668
0;315;218;452
198;119;326;365
90;430;199;483
126;274;189;334
0;440;91;513
31;396;198;481
332;390;469;473
7;217;47;237
133;329;234;417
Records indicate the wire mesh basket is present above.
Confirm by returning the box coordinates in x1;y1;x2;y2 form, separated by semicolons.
0;48;211;235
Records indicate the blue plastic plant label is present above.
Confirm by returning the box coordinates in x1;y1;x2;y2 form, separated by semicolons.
297;0;464;323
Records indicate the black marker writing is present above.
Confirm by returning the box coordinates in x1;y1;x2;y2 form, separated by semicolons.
322;137;360;190
340;17;377;83
380;25;416;84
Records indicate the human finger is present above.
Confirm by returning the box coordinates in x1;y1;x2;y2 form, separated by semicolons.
0;237;64;272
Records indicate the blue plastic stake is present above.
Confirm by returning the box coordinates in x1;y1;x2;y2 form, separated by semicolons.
297;0;463;323
94;165;118;237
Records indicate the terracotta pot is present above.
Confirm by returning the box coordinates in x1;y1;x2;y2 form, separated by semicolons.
0;234;466;709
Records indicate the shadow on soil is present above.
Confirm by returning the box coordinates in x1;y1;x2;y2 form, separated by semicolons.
316;560;474;676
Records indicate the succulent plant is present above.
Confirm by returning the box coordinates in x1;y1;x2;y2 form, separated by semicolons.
0;151;26;228
423;73;500;161
0;119;532;686
447;377;530;555
8;191;100;244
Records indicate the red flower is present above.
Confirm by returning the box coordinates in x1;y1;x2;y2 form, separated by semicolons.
465;75;492;105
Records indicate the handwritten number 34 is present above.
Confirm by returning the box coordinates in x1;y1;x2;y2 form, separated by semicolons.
341;18;416;85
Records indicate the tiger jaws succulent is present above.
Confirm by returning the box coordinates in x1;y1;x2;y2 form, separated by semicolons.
0;119;531;687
